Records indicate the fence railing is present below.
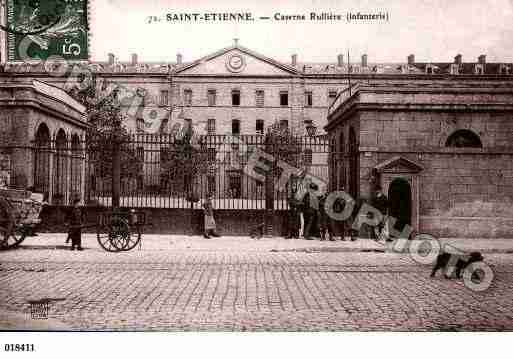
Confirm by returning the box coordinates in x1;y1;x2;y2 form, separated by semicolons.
3;134;333;210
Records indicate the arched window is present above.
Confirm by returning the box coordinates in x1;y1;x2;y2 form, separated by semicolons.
445;129;482;148
34;123;51;195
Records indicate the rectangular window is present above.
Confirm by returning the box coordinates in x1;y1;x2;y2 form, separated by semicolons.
305;91;313;107
328;91;337;106
183;89;192;106
207;119;216;135
232;90;240;106
280;91;288;106
304;149;313;166
255;90;264;107
256;119;264;135
136;118;145;132
232;119;240;135
207;176;216;195
184;119;192;133
207;147;217;162
136;147;144;162
207;89;216;106
160;90;169;106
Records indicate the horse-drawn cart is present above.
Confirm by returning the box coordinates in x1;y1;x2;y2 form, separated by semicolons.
0;188;45;250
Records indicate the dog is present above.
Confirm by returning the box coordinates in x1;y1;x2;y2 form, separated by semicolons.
430;251;484;279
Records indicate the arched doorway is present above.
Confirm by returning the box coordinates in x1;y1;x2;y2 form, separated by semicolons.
34;123;51;196
388;178;412;231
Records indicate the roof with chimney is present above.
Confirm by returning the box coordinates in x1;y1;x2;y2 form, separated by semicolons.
1;43;512;76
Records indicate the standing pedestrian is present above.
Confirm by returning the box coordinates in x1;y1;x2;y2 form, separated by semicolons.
371;185;390;241
202;195;220;238
66;198;84;250
318;192;335;241
295;169;307;238
285;176;300;239
303;182;319;240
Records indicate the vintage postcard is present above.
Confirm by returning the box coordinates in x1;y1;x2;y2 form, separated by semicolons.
0;0;512;356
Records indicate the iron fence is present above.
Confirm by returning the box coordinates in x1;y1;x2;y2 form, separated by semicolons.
3;134;334;209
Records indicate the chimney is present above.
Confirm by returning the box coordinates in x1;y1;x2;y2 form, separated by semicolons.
454;54;462;64
478;54;486;64
131;53;138;66
361;54;368;67
108;53;115;65
291;54;297;67
407;54;415;65
176;53;182;65
337;54;344;67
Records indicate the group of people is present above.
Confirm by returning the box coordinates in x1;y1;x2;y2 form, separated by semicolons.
285;175;392;242
285;179;340;241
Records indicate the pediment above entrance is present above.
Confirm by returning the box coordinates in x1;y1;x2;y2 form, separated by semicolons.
375;156;423;174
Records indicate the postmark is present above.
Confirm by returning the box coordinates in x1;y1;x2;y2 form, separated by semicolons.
3;0;90;62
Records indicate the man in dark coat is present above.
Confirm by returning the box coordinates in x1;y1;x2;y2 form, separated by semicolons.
285;176;301;239
66;198;84;250
303;182;319;240
318;192;335;241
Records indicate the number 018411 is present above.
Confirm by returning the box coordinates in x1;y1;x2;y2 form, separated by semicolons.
4;344;35;352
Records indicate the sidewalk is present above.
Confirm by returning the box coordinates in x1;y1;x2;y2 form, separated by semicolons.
9;233;513;254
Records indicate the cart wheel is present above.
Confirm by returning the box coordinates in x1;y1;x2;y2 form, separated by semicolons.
0;225;27;250
118;225;141;251
97;230;121;252
109;217;139;251
96;216;130;252
0;201;26;250
96;216;128;252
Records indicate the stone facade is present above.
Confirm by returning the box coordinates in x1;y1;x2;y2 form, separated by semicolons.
0;78;87;203
3;43;513;232
326;81;513;238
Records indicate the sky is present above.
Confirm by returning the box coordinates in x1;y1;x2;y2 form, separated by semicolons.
91;0;513;64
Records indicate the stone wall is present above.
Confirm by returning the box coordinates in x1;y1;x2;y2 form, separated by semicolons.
38;206;294;236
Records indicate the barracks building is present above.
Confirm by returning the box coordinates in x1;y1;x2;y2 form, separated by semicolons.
1;41;513;237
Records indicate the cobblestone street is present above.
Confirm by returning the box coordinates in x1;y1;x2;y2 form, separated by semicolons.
1;235;513;331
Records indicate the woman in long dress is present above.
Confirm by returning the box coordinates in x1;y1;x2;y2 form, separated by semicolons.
202;195;220;238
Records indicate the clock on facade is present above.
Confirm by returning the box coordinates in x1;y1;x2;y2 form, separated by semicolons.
226;54;246;73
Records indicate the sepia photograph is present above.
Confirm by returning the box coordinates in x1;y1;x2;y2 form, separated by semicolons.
0;0;512;356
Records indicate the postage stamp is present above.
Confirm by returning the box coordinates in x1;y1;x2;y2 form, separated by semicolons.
4;0;89;62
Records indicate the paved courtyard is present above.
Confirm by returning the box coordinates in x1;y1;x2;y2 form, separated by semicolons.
1;234;513;331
